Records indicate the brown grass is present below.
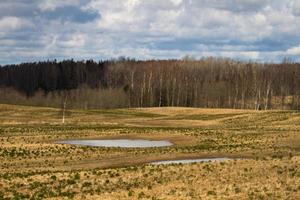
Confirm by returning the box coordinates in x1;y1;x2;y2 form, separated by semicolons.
0;104;299;199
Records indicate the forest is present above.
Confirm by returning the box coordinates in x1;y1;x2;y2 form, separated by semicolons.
0;57;299;110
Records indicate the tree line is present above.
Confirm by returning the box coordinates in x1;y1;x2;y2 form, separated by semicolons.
0;58;299;110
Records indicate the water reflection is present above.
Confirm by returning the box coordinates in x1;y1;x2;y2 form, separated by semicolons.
57;139;173;148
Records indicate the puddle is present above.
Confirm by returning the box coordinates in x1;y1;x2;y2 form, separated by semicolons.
151;157;231;165
57;139;173;148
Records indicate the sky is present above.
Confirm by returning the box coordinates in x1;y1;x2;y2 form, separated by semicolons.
0;0;300;65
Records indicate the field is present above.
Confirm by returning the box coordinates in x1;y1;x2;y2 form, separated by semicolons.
0;104;299;199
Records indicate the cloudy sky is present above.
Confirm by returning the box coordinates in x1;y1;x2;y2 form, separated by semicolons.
0;0;300;64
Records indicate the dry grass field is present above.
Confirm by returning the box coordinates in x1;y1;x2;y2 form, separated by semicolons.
0;104;299;199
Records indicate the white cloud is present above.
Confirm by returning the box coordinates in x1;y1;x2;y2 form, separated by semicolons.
291;0;300;16
60;33;86;47
0;16;31;31
38;0;81;11
1;0;300;64
170;0;183;6
287;45;300;55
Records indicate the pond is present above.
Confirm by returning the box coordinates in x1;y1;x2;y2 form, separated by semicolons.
150;157;231;165
57;139;173;148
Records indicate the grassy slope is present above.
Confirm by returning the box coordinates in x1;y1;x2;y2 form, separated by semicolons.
0;104;299;199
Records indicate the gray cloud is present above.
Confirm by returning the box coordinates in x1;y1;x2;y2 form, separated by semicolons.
191;0;270;12
0;1;37;18
41;6;100;23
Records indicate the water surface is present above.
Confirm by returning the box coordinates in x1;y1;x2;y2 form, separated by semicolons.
151;157;231;165
57;139;173;148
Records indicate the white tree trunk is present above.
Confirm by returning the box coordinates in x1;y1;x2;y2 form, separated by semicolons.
265;83;271;110
171;78;176;107
159;74;163;107
147;71;152;107
129;71;135;108
62;96;67;124
140;72;146;107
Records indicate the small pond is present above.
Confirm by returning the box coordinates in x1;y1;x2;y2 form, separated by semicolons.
151;157;231;165
57;139;173;148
